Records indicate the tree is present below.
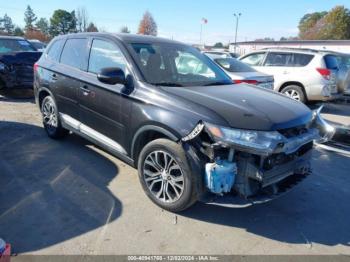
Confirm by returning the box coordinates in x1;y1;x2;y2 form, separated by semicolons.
0;18;5;35
76;7;89;32
213;42;224;48
36;18;50;35
25;29;49;42
86;22;98;32
14;26;24;36
2;14;14;34
24;5;37;31
321;6;350;40
120;26;130;33
298;11;327;39
138;11;157;36
50;9;77;36
298;6;350;40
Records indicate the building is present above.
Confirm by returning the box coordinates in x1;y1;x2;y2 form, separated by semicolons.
230;40;350;56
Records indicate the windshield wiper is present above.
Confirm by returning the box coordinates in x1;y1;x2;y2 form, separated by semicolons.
204;81;231;86
152;82;183;87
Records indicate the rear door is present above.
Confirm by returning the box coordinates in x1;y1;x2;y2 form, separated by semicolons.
260;52;313;90
77;37;132;152
54;38;89;120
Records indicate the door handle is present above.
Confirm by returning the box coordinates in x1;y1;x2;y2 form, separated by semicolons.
80;85;91;96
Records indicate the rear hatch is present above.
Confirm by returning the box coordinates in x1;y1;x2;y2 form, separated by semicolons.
323;54;339;94
0;51;42;84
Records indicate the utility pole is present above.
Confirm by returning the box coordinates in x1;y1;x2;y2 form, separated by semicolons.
234;13;242;54
200;18;208;48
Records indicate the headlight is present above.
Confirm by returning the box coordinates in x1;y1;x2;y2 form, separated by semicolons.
205;123;285;154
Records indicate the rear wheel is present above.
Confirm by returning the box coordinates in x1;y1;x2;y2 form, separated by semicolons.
281;85;306;103
41;96;69;139
138;139;199;212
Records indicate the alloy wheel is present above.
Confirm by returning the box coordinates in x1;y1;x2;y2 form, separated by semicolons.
42;98;58;132
284;89;301;101
143;150;185;203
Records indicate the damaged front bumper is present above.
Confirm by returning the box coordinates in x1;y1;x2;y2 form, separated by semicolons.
182;106;335;207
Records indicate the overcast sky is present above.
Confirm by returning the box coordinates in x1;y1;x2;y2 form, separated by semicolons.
1;0;349;44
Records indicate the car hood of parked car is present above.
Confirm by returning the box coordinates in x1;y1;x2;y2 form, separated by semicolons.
161;84;312;131
0;51;42;66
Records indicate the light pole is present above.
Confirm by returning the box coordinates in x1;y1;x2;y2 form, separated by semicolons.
234;13;242;54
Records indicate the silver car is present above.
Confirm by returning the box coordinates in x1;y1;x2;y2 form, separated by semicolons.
205;54;274;89
239;48;339;103
334;52;350;95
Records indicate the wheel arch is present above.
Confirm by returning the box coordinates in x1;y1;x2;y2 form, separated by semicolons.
37;87;55;109
131;125;180;167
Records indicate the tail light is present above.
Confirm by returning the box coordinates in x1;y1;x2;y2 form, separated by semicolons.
233;80;258;85
33;62;39;72
316;68;331;80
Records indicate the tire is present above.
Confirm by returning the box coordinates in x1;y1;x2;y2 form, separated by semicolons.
281;85;306;103
138;138;199;212
41;96;69;139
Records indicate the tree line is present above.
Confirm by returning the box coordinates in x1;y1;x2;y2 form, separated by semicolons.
0;5;158;42
256;5;350;42
298;5;350;40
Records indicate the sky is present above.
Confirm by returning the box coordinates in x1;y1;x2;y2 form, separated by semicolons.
0;0;349;45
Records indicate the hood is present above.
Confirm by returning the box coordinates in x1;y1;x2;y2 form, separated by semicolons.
161;84;312;131
0;51;42;66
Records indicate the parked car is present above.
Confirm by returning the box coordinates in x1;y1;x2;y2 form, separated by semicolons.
0;36;42;91
205;53;274;89
203;50;239;59
239;48;339;103
28;39;47;52
34;33;334;212
333;52;350;95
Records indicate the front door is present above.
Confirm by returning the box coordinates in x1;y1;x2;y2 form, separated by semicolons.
77;38;132;153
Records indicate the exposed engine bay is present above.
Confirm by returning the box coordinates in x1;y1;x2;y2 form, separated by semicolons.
182;106;335;204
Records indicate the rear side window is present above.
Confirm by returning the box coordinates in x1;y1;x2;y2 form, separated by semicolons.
60;38;88;70
240;53;265;66
88;39;127;74
291;54;314;66
47;39;64;61
264;53;293;66
324;55;339;70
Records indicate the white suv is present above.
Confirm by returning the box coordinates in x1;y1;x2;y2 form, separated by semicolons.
239;48;339;103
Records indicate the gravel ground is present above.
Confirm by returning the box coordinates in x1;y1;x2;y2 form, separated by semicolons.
0;94;350;255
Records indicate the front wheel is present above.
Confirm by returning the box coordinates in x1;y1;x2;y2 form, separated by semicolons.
138;139;199;212
41;96;69;139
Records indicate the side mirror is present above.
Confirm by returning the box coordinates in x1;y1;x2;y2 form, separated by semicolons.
97;67;126;85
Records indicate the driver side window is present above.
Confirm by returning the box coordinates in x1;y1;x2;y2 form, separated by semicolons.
88;39;127;74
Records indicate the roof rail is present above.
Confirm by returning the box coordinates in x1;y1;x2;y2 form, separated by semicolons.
261;47;321;53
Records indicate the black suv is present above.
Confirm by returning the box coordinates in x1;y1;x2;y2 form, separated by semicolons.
0;36;42;91
34;33;333;212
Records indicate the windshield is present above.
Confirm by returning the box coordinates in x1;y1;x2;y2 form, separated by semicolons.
215;58;256;73
0;39;36;53
128;42;232;87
